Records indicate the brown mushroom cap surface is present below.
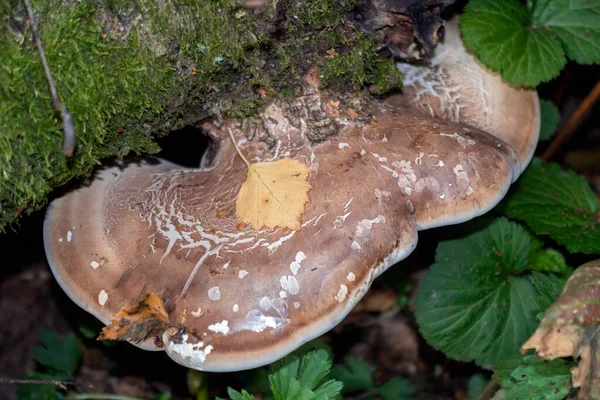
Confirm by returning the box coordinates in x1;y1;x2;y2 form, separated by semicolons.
394;17;540;172
44;19;539;372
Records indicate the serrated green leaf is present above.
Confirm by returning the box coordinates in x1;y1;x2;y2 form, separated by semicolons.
467;373;489;400
492;354;571;400
527;248;569;273
531;271;567;316
539;100;561;141
269;350;342;400
461;0;566;87
330;358;373;394
530;0;600;65
34;330;81;376
504;158;600;254
415;218;540;366
378;377;415;400
226;388;256;400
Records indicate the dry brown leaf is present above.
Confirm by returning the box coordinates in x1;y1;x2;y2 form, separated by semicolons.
236;158;312;231
522;259;600;400
98;293;170;345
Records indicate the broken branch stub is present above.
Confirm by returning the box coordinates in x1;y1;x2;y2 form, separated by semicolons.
43;19;540;372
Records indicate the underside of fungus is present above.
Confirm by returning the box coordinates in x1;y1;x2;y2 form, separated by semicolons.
44;19;540;372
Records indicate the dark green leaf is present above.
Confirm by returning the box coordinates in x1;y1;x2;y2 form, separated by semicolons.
269;350;342;400
461;0;566;87
377;377;415;400
531;271;567;319
538;100;560;141
530;0;600;65
467;373;489;400
504;158;600;254
16;372;64;400
330;358;373;394
492;354;571;400
34;330;81;376
415;218;539;366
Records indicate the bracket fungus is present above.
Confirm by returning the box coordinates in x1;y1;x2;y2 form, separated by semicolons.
44;19;540;371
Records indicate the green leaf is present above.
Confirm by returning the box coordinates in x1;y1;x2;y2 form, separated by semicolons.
34;330;82;376
415;218;540;366
330;358;373;394
492;354;571;400
269;350;342;400
226;388;256;400
16;372;66;400
527;248;569;273
504;158;600;254
531;272;567;318
467;373;489;400
530;0;600;65
461;0;566;87
538;100;560;142
378;377;415;400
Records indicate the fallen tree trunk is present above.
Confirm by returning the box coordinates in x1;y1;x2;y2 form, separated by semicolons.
0;0;452;231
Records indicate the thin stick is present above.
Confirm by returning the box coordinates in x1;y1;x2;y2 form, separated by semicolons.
23;0;76;156
227;128;251;167
69;394;145;400
541;80;600;162
0;377;94;389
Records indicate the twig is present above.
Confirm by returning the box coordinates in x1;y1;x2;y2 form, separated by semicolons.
0;377;94;389
541;80;600;162
23;0;76;156
227;128;251;167
68;394;146;400
477;379;500;400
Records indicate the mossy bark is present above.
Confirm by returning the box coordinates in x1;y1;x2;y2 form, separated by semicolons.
0;0;451;232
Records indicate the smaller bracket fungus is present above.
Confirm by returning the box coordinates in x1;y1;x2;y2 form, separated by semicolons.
44;18;540;372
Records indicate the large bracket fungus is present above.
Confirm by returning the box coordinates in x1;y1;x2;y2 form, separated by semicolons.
44;19;540;371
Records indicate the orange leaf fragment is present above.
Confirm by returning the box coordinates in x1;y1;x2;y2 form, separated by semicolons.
98;293;170;345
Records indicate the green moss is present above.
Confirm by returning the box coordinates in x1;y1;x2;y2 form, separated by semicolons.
320;33;403;95
0;0;404;232
0;2;175;229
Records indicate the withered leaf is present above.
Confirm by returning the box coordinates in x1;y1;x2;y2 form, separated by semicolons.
98;293;170;345
522;259;600;400
236;158;312;231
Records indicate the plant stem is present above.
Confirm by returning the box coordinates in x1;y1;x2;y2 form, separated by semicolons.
23;0;76;156
541;80;600;162
227;128;251;167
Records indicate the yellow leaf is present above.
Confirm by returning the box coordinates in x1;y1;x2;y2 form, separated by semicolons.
236;158;312;231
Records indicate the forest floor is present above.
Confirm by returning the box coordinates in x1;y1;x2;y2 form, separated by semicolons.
0;61;598;400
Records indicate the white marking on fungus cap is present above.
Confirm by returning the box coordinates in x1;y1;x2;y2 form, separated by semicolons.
233;304;239;312
98;290;108;306
334;285;348;302
90;261;100;269
208;287;221;301
208;320;230;335
223;261;230;269
238;270;249;279
290;261;301;275
295;251;306;263
351;241;361;251
280;276;300;295
259;297;271;310
279;291;288;298
293;302;300;309
338;142;350;149
59;237;63;243
347;272;356;282
67;231;72;242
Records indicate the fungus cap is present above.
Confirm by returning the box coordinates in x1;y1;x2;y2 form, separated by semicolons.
44;17;539;372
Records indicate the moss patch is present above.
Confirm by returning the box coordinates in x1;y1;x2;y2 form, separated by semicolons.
0;2;174;229
0;0;404;232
